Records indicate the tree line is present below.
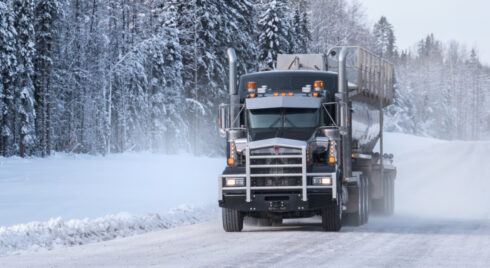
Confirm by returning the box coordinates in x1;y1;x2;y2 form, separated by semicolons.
0;0;489;158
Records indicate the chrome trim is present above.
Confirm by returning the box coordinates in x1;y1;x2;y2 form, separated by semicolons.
248;137;307;149
220;174;246;178
308;185;334;189
218;175;223;201
223;187;247;190
222;185;333;191
248;186;303;190
301;147;307;201
246;147;251;202
250;155;301;159
249;164;302;168
250;173;303;177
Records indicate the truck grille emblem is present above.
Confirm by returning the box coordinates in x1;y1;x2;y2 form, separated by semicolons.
274;145;279;155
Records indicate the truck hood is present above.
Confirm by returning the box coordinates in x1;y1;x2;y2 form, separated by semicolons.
248;137;307;149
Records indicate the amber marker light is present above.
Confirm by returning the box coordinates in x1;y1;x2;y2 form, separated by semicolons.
313;92;319;97
227;158;235;166
249;93;256;98
247;81;257;92
273;92;279;97
288;92;294;96
281;92;286;96
329;157;335;164
314;80;324;90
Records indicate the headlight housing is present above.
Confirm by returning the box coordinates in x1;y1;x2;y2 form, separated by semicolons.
312;176;332;185
225;177;245;187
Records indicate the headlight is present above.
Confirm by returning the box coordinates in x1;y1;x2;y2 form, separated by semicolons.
312;176;332;185
225;177;245;187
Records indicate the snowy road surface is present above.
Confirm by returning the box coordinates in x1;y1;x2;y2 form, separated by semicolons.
1;133;490;266
2;216;490;267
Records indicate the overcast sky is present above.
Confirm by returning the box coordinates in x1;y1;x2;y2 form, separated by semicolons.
360;0;490;64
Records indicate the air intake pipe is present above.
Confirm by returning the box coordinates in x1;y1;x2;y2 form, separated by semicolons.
338;47;352;178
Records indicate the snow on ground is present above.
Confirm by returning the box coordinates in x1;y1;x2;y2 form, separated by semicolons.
0;152;223;256
1;132;490;262
0;152;223;226
0;205;218;257
384;132;490;220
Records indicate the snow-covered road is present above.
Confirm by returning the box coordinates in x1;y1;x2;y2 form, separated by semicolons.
1;216;490;267
1;134;490;267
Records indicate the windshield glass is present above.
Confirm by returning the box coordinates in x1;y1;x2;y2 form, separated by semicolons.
248;108;320;140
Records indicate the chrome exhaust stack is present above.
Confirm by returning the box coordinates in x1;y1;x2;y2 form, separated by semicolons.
227;48;239;129
338;47;352;178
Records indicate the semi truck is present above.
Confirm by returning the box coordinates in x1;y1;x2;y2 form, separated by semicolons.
218;46;396;232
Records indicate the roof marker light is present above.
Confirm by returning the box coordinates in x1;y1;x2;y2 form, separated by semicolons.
314;80;324;91
247;81;257;93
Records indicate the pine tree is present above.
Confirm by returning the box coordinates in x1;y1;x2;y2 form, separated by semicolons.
373;16;396;59
219;0;257;74
34;0;61;156
257;0;291;68
0;2;17;156
291;7;311;54
146;28;185;153
13;0;36;157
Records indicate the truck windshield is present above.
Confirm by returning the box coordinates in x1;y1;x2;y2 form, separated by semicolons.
248;108;319;140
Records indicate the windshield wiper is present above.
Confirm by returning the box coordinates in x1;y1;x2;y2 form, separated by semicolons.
268;117;281;128
284;117;297;128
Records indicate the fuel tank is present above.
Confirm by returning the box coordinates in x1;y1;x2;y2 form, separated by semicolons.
351;101;380;153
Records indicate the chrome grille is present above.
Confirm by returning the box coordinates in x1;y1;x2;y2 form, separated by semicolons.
249;146;304;187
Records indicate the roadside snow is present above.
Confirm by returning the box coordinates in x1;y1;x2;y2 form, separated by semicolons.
0;152;224;226
0;204;218;257
0;152;224;256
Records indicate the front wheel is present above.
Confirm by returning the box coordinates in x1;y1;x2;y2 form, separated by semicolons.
322;198;342;232
222;208;243;232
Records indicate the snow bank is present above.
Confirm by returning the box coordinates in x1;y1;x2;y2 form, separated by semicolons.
0;152;223;226
0;205;218;257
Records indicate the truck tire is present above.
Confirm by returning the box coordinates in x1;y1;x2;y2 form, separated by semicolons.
322;199;342;232
222;208;243;232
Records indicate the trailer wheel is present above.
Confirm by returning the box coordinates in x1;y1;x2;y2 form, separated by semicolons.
222;208;243;232
322;198;342;232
